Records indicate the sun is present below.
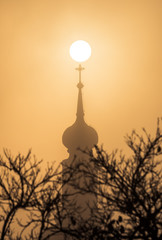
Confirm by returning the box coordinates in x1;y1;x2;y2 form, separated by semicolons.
69;40;91;63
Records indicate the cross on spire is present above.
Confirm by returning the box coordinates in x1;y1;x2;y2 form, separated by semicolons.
76;64;84;86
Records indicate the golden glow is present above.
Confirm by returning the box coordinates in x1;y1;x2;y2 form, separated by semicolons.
0;0;161;164
70;40;91;62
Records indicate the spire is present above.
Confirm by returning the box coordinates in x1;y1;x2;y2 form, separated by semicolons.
62;64;98;154
76;64;85;120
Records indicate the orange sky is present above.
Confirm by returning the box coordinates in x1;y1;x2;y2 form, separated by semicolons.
0;0;161;164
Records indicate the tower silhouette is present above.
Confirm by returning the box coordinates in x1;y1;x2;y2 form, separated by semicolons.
62;64;98;219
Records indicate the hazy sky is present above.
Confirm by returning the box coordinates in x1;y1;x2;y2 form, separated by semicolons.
0;0;161;164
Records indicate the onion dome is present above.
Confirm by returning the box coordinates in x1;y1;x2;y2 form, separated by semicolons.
62;65;98;154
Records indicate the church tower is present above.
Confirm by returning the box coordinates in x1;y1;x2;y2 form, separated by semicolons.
62;64;98;219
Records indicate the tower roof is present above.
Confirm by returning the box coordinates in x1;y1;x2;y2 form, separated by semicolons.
62;65;98;154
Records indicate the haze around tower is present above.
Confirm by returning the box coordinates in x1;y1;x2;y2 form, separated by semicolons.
0;0;161;166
